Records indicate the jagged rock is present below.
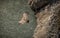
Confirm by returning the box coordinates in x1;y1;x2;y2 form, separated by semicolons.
28;0;50;12
33;0;60;38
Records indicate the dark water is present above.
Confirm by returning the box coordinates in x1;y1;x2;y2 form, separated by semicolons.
0;0;37;38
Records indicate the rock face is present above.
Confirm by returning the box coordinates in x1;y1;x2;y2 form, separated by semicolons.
31;0;60;38
28;0;50;12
